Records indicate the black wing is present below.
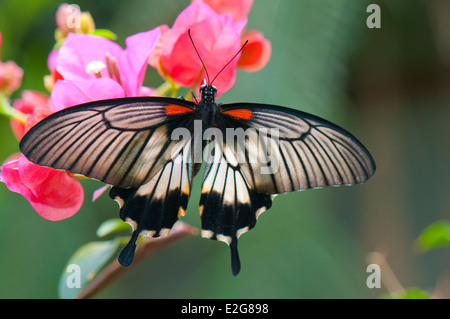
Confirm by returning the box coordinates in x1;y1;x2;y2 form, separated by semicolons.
19;97;197;188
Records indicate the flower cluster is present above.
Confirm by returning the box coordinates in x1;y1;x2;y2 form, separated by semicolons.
0;1;271;221
0;34;23;96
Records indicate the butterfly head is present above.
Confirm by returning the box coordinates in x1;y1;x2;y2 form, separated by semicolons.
200;80;217;103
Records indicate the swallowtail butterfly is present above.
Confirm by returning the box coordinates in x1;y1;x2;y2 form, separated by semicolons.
20;33;375;276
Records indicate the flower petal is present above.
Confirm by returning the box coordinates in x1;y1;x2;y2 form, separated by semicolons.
162;2;246;96
0;60;23;94
167;2;217;48
56;33;123;81
56;3;81;35
50;78;125;111
118;27;161;96
237;30;271;72
92;184;110;202
148;25;170;79
192;0;254;22
1;157;33;200
11;90;52;139
0;156;84;221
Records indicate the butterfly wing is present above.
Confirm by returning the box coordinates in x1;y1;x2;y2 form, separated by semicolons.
19;97;197;188
110;130;198;267
200;102;375;275
218;103;376;194
200;136;273;275
20;97;200;267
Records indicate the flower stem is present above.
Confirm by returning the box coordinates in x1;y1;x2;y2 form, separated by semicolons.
75;222;198;299
153;77;180;99
0;94;26;123
152;81;172;97
167;76;179;98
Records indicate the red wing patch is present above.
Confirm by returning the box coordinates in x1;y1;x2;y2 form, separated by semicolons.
222;109;253;120
165;104;194;116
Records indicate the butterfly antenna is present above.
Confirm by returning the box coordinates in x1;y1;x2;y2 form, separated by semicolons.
188;29;211;85
210;40;248;86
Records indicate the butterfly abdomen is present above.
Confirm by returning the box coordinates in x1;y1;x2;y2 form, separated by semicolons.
197;99;220;128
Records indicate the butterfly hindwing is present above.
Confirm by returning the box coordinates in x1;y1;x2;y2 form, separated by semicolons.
19;97;197;188
110;127;196;267
200;137;273;276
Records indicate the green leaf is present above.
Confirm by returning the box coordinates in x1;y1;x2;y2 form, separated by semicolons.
415;220;450;252
90;29;117;40
58;239;120;299
96;218;130;238
382;287;430;299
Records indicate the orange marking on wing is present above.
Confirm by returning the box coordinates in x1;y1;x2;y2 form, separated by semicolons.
222;109;253;120
165;104;194;116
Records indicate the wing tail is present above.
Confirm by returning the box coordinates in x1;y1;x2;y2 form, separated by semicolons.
200;140;272;275
110;136;194;267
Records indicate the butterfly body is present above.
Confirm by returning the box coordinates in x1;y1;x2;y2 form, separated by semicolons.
195;84;220;127
19;82;375;276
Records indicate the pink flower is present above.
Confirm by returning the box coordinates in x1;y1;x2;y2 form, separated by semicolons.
54;28;160;98
157;2;247;96
44;50;64;92
0;32;24;95
55;3;95;39
148;25;171;80
5;83;120;223
13;29;161;217
10;90;52;140
191;0;271;73
191;0;253;22
55;3;82;35
4;89;85;221
0;156;84;221
0;61;23;94
1;28;161;222
50;78;125;112
237;30;271;72
4;90;85;223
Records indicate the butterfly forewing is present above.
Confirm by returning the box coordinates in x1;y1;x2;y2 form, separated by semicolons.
219;103;376;194
19;97;197;188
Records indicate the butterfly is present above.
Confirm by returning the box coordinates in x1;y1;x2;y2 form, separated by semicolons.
19;33;375;276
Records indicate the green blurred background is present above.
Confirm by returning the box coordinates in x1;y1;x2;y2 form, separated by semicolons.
0;0;449;298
